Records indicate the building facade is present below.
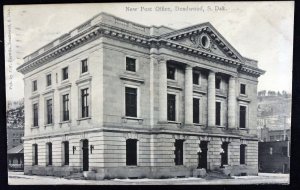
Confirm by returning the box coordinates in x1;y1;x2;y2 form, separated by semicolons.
17;13;264;179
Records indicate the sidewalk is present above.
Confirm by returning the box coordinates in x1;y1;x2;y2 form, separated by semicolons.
8;172;289;185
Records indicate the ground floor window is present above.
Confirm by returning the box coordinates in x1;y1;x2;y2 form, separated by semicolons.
174;140;184;165
126;139;137;166
62;141;69;165
46;143;52;166
240;144;246;164
32;144;38;165
221;142;229;167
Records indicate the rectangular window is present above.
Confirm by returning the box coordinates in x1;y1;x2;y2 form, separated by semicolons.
167;94;176;121
174;140;184;165
62;67;68;80
215;77;221;89
62;94;69;121
63;141;69;165
33;103;39;127
193;98;200;123
46;99;53;124
126;57;136;72
282;146;288;156
125;87;137;117
126;139;137;166
32;144;38;165
240;84;246;94
47;143;52;166
46;74;52;86
167;65;176;80
33;80;37;91
81;88;89;118
81;59;88;73
240;144;246;164
216;102;221;126
240;106;246;128
221;142;229;166
193;72;199;85
270;136;274;141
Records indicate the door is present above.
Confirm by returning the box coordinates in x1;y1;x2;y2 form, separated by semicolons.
198;141;208;169
82;139;89;171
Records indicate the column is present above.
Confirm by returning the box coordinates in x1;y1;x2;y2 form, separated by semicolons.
228;76;236;129
207;70;216;127
185;65;193;125
158;57;168;123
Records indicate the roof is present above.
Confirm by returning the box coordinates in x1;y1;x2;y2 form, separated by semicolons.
7;144;23;154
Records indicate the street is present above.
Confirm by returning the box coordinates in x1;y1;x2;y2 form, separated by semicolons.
8;172;289;185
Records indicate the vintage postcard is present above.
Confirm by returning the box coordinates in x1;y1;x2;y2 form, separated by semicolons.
5;2;293;185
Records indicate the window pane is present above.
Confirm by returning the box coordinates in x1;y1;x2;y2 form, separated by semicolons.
47;99;53;124
193;73;199;85
216;102;221;125
62;67;68;80
47;74;51;86
126;139;137;165
126;57;136;72
240;106;246;128
48;143;52;165
215;77;221;89
193;98;200;123
175;140;184;165
240;145;246;164
33;103;38;127
221;142;228;165
81;59;88;73
167;66;175;80
62;94;69;121
125;87;137;117
81;88;89;118
167;94;176;121
240;84;246;94
64;141;69;165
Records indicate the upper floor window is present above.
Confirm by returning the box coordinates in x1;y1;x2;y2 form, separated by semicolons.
81;88;89;118
46;99;53;124
216;102;221;126
32;80;37;92
81;59;88;74
167;65;176;80
215;76;221;90
239;105;247;129
33;103;39;127
126;57;136;72
62;67;68;80
126;139;138;166
193;98;200;124
193;72;200;85
62;94;69;121
46;74;52;86
125;87;137;117
174;140;184;165
167;94;176;121
240;84;246;95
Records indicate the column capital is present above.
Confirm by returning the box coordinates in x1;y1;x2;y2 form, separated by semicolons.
157;55;167;63
185;65;193;70
209;69;217;74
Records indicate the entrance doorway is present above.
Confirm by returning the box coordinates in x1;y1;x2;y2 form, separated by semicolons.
198;141;208;169
82;139;89;171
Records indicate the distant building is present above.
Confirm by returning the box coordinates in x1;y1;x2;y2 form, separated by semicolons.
7;144;24;171
259;126;290;142
258;141;290;173
17;12;264;179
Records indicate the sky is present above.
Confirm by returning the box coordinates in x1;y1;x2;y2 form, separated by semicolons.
4;2;294;101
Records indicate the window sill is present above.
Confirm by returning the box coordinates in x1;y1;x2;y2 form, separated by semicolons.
239;128;248;130
194;123;204;126
42;89;54;95
80;72;90;78
30;126;39;130
76;76;92;85
239;94;247;97
168;121;182;125
44;124;54;128
77;117;91;121
216;125;226;128
59;120;71;124
122;116;143;124
61;79;69;84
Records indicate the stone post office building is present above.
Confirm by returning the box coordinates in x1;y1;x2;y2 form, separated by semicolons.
17;12;265;179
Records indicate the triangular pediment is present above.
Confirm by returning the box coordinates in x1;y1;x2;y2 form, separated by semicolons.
161;23;244;62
